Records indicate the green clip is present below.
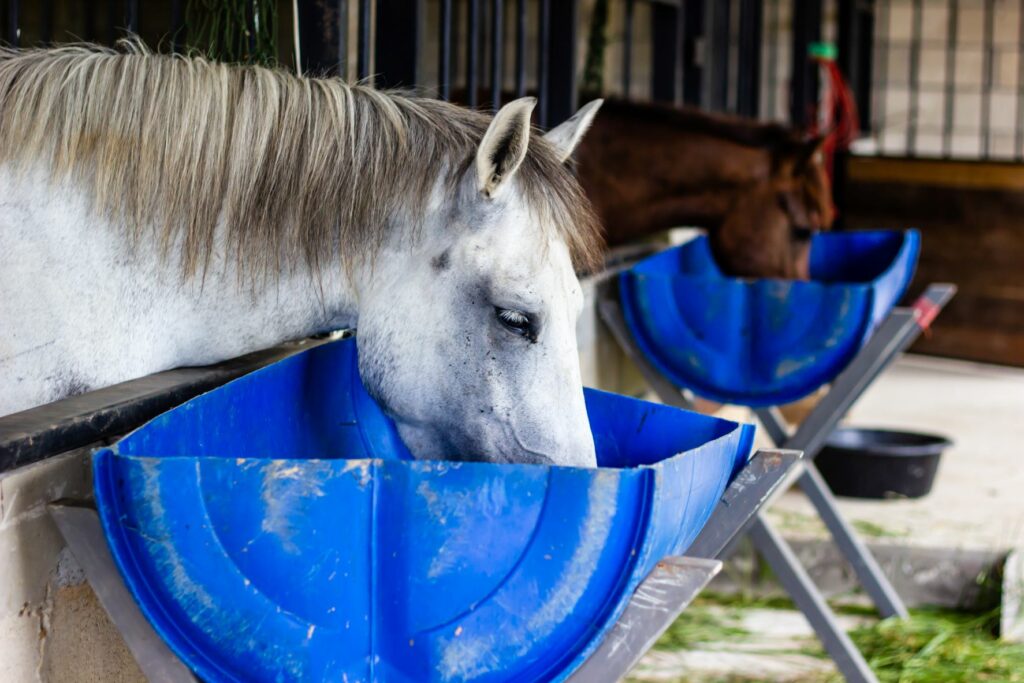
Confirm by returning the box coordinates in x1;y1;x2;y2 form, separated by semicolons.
809;42;837;60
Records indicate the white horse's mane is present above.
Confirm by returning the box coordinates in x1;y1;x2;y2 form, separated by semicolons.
0;42;602;280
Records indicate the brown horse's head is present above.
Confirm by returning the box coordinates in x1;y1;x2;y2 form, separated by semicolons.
712;137;834;280
775;136;834;235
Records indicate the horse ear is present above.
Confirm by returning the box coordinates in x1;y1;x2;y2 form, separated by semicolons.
543;99;604;163
794;136;826;172
476;97;537;198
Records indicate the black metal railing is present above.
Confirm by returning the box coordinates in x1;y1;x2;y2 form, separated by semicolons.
293;0;579;127
863;0;1024;161
0;0;773;129
5;0;1020;162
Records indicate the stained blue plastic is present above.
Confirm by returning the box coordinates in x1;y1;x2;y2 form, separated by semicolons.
93;337;754;683
619;229;920;406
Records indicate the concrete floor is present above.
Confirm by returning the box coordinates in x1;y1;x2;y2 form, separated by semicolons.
628;606;872;682
767;353;1024;552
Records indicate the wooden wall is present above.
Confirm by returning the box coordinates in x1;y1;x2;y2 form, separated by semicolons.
844;156;1024;367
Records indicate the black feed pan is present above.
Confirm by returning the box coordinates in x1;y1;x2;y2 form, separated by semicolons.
816;428;952;500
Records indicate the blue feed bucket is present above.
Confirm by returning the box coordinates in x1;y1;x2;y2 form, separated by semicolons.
619;229;920;406
93;337;754;682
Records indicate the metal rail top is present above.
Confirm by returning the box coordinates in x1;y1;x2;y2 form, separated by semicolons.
0;337;333;475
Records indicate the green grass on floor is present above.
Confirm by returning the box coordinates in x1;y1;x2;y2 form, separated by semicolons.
651;600;751;653
850;519;909;539
845;608;1024;683
645;593;1024;683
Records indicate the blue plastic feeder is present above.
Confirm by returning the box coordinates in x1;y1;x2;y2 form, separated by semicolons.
94;337;754;682
619;229;920;406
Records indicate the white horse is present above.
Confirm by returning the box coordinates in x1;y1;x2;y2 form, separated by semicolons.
0;45;604;467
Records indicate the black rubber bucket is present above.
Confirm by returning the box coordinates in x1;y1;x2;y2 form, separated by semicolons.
816;428;952;499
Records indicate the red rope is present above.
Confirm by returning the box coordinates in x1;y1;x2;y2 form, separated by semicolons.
808;58;860;183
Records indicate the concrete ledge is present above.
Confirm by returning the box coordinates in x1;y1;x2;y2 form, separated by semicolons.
712;535;1006;612
0;448;144;681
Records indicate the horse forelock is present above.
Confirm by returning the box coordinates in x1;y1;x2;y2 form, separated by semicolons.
0;42;603;280
787;154;835;228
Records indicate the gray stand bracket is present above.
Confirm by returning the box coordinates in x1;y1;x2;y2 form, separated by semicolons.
574;448;802;682
48;501;197;683
570;557;722;682
599;280;956;683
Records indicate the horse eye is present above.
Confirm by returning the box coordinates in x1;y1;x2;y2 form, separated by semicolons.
495;307;534;339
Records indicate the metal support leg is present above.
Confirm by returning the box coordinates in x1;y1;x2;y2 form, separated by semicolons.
689;449;803;559
49;502;196;683
573;449;802;681
568;557;722;682
757;417;908;619
752;284;957;620
749;516;877;683
798;464;908;618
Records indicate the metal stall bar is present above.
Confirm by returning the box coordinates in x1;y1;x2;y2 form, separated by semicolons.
297;0;348;76
125;0;138;33
41;0;54;43
835;0;873;226
981;0;994;158
107;0;117;43
944;0;958;157
790;0;822;127
245;0;255;56
439;0;452;99
765;0;781;119
705;0;731;112
736;0;763;117
622;0;635;96
651;1;682;103
873;0;890;144
170;0;184;52
514;0;526;97
537;0;550;125
907;0;923;156
468;0;481;107
375;0;422;89
856;0;875;134
674;0;686;101
357;0;371;80
7;0;19;46
544;0;578;126
682;0;704;106
83;0;97;42
491;0;504;110
1018;0;1024;159
571;448;803;682
837;0;872;134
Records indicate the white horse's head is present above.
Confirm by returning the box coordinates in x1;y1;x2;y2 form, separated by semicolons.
357;98;604;467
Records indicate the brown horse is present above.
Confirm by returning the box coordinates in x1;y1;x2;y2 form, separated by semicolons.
575;98;834;279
